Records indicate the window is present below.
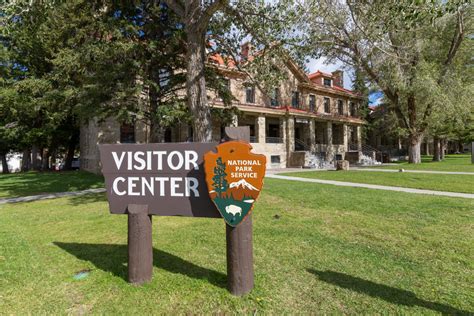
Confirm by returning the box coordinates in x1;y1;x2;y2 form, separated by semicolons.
270;88;280;107
291;91;300;108
271;155;281;164
120;122;135;143
332;124;344;145
267;123;280;138
338;100;344;115
323;78;332;86
324;97;331;113
350;102;357;116
309;95;316;112
245;85;255;103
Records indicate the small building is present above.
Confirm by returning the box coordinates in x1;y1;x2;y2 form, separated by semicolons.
81;51;365;174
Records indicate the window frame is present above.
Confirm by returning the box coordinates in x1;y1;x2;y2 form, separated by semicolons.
291;91;300;108
309;94;316;112
337;99;344;115
323;97;331;113
245;85;255;104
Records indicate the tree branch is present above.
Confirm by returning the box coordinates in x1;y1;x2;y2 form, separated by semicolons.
163;0;185;18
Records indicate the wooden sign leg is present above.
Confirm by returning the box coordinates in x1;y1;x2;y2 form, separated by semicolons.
127;204;153;285
224;126;254;296
226;215;254;296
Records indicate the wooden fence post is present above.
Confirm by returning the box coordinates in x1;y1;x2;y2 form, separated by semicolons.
127;204;153;285
225;126;254;296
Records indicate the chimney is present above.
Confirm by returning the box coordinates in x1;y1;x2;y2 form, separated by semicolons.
332;70;344;88
241;42;252;60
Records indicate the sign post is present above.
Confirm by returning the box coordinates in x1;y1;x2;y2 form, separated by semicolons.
127;204;153;285
99;127;265;295
224;127;254;295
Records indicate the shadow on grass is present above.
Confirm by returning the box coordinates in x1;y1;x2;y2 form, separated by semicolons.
0;171;104;199
54;242;226;289
67;192;107;206
307;269;471;315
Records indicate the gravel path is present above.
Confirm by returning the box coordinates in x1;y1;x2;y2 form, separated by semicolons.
267;174;474;199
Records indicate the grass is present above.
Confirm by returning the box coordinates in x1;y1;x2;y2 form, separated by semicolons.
0;178;473;314
281;170;474;194
373;154;474;172
0;171;104;199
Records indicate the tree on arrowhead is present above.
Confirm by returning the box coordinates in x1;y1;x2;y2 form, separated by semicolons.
212;157;228;198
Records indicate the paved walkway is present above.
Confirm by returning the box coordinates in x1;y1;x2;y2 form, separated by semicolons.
0;188;106;205
353;168;474;175
267;174;474;199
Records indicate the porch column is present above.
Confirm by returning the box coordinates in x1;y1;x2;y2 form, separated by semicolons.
356;125;362;152
309;119;316;152
286;116;295;153
257;116;265;144
343;124;349;152
280;117;287;145
326;121;334;161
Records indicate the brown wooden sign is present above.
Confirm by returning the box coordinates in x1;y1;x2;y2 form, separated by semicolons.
99;143;220;218
204;141;266;227
99;129;262;295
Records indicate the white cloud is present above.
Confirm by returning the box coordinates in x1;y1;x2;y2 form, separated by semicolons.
305;57;354;90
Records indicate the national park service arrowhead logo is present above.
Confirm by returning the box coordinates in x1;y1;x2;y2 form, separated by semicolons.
204;141;266;227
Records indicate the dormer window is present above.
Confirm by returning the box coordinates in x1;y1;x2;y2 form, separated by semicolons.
323;78;332;87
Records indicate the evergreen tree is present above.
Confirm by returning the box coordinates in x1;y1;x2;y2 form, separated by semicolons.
212;157;228;198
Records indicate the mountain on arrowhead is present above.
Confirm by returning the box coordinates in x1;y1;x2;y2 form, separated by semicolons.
229;179;259;191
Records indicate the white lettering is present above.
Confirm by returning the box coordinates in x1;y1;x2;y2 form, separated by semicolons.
170;177;183;196
128;177;140;196
133;151;146;170
127;152;133;170
155;177;169;196
168;151;184;170
142;177;154;196
112;152;126;170
152;151;166;170
185;150;199;170
112;177;126;196
185;177;199;197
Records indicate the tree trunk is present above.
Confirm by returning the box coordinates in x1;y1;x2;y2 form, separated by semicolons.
408;133;422;163
424;140;430;156
31;145;41;171
149;122;165;143
440;138;446;160
42;149;50;171
186;27;213;142
148;63;165;144
432;136;441;161
63;130;79;170
21;149;31;171
1;154;9;174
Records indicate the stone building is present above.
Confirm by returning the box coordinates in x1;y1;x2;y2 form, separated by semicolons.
80;52;365;173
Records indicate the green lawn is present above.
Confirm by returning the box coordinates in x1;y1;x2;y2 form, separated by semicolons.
1;178;472;314
373;154;474;172
282;170;474;194
0;171;104;199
